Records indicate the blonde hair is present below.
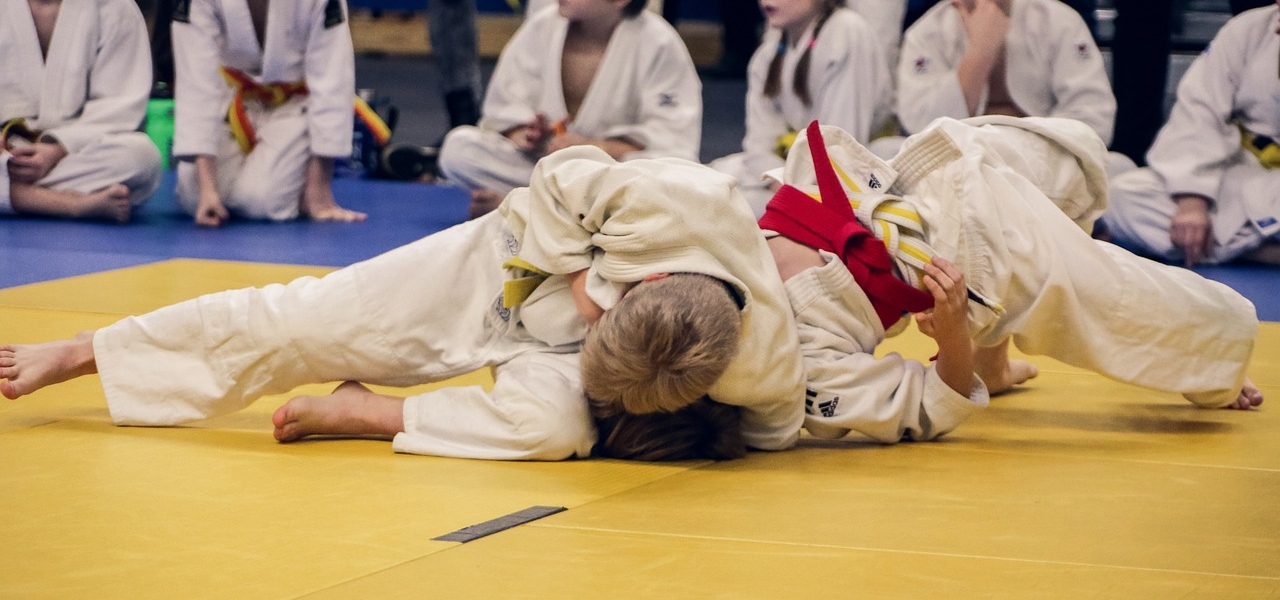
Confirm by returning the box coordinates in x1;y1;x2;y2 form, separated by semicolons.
763;0;841;107
581;273;742;415
591;396;746;461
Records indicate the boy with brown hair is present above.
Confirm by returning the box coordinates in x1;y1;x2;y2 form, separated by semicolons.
1;146;804;461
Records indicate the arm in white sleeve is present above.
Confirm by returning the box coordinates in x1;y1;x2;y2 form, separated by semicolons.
601;18;701;161
811;12;893;143
1043;13;1116;145
172;0;230;158
896;10;973;135
393;351;596;461
1145;17;1253;200
303;0;356;158
790;256;988;443
43;0;151;153
478;18;546;134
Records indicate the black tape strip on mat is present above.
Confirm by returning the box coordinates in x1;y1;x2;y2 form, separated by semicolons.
432;506;567;543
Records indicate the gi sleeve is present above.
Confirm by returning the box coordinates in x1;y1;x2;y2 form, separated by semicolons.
600;23;702;162
1145;18;1251;202
789;255;988;443
172;0;231;158
896;9;972;135
304;0;356;158
810;13;893;144
479;17;546;135
1043;13;1115;145
42;0;151;153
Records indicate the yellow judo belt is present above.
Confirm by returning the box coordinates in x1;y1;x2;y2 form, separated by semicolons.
1238;124;1280;169
501;256;551;308
1;117;40;152
220;67;392;154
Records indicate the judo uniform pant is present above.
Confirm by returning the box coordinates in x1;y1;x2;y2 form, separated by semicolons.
93;211;596;460
1103;164;1279;264
0;131;161;213
175;97;313;221
437;125;536;197
897;120;1257;407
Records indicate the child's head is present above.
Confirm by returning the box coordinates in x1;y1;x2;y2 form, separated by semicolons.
559;0;648;21
591;396;747;461
763;0;841;106
581;273;743;415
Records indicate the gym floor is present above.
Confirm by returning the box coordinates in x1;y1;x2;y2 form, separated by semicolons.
2;25;1278;599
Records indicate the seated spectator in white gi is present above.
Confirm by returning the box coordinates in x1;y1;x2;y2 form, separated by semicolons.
1;0;161;223
1102;4;1280;267
172;0;366;227
710;0;893;216
438;0;702;219
873;0;1132;178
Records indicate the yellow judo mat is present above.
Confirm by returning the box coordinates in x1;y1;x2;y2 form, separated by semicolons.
1;259;1277;599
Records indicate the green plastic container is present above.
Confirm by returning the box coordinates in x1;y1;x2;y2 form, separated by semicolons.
144;98;175;169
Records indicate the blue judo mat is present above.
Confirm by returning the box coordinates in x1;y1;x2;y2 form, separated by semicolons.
1;171;1277;321
0;171;468;287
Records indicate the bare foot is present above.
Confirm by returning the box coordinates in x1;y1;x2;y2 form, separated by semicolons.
1226;377;1264;410
79;184;132;223
0;331;98;399
272;381;404;442
300;188;368;223
468;189;505;220
973;340;1038;395
9;182;131;222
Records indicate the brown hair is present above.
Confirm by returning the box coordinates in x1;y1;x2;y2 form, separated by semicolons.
591;396;747;461
623;0;647;17
762;0;841;107
581;273;742;415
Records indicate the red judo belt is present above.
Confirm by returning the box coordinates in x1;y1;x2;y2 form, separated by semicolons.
758;121;933;330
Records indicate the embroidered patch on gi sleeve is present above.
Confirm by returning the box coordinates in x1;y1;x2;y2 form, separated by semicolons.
172;0;191;23
324;0;346;28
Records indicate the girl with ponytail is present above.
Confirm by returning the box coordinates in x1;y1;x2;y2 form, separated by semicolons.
709;0;894;217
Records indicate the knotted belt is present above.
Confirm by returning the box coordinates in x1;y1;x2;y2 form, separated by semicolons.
220;67;391;154
1;118;40;152
1238;123;1280;169
759;121;935;330
221;67;309;153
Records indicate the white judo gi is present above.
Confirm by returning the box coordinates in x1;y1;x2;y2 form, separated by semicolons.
94;146;805;460
438;6;701;196
875;0;1128;177
171;0;355;221
0;0;161;213
776;117;1257;443
1103;6;1280;264
710;7;893;217
845;0;908;79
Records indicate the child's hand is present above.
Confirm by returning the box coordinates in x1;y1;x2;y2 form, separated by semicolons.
566;269;604;326
922;256;975;397
1170;194;1214;266
507;113;556;155
194;188;229;228
921;256;970;344
546;132;588;155
7;142;68;183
